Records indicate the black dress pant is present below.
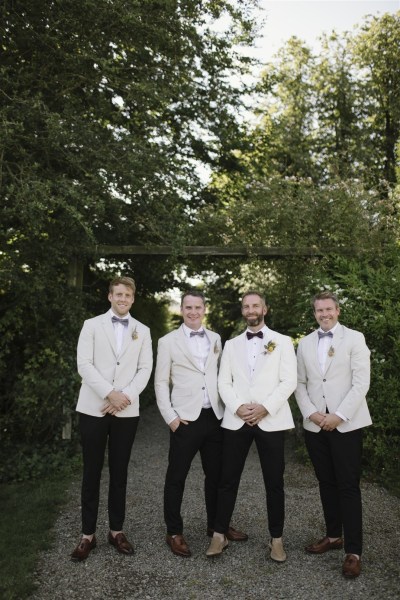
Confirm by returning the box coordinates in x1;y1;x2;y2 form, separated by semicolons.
164;408;223;535
214;424;286;538
79;412;139;535
304;427;363;555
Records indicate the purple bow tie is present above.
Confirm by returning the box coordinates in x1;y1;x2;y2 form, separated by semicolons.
112;316;129;327
190;330;205;337
318;330;333;338
246;331;263;340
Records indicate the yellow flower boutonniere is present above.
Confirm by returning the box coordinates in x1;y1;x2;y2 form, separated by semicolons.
214;340;220;354
263;341;277;355
328;346;335;357
132;326;138;340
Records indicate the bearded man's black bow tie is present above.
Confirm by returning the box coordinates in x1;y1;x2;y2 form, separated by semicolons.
246;331;264;340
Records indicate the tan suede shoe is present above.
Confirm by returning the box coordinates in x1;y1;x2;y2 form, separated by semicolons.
269;537;287;562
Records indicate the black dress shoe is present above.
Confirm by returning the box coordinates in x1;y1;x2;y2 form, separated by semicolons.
71;536;97;562
108;531;134;555
207;526;248;542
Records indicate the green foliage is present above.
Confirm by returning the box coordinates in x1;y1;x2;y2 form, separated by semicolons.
0;474;76;599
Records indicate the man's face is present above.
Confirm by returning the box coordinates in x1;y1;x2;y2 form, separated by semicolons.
108;284;135;317
314;298;340;331
241;294;267;329
181;295;206;330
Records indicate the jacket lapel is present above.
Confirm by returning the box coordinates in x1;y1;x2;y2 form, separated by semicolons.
323;323;344;375
102;313;118;356
176;325;200;369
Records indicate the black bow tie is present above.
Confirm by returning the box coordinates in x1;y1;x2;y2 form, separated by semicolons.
246;331;264;340
190;330;205;337
112;316;129;327
318;330;333;339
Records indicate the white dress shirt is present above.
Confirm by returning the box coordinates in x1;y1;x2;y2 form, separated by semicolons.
183;323;211;408
246;325;269;380
110;309;129;355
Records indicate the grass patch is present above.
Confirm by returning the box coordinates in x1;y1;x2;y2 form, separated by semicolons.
0;474;75;600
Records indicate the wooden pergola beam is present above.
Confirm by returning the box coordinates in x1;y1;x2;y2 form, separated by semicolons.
95;245;358;257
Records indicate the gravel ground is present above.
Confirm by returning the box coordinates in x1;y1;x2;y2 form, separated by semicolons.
32;403;400;600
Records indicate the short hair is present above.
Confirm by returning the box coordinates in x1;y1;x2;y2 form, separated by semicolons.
181;289;206;307
241;290;267;307
312;290;339;309
109;276;136;295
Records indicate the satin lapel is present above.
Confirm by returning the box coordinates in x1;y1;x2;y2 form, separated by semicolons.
102;314;118;356
323;323;344;375
252;332;273;379
234;332;250;381
176;326;199;369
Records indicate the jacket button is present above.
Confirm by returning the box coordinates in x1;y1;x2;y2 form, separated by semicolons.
323;378;326;382
117;362;120;365
202;387;205;390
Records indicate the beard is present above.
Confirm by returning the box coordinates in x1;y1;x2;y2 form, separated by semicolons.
244;314;264;327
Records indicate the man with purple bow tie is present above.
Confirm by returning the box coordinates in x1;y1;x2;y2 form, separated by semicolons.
155;290;247;558
71;276;152;561
295;291;372;578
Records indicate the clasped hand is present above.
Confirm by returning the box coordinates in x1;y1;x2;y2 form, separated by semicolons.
102;390;131;416
309;411;343;431
237;403;268;426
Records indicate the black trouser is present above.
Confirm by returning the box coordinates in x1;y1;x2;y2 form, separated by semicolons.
214;425;286;539
79;412;139;535
164;408;223;535
304;428;363;555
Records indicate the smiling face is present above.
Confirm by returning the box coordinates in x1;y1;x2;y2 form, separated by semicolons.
181;294;206;331
108;284;135;317
313;298;340;331
241;293;267;330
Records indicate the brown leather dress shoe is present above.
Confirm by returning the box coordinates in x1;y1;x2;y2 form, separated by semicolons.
207;526;248;542
166;534;192;557
305;536;343;554
108;532;134;555
71;536;97;562
342;554;361;578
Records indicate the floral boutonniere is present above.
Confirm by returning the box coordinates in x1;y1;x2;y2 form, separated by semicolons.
263;340;277;355
328;346;335;357
214;340;220;354
132;326;138;340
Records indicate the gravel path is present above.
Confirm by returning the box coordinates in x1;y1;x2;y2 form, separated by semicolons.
32;403;400;600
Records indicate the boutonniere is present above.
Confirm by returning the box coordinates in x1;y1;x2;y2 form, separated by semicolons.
132;326;138;340
214;340;220;354
263;340;277;355
328;346;335;357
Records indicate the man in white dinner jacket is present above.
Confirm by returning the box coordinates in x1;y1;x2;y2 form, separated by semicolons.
70;276;152;561
155;290;247;558
206;291;297;562
295;290;371;579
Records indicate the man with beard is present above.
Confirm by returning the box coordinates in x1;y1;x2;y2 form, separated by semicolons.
206;291;297;562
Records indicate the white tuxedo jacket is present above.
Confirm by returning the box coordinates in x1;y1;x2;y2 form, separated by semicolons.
76;311;153;417
295;323;372;433
154;325;224;425
218;329;297;432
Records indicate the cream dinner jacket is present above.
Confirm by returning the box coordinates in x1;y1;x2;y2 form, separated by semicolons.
154;325;224;425
76;311;153;418
219;329;297;432
295;323;372;433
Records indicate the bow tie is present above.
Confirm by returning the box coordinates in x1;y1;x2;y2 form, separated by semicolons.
190;330;205;337
318;330;333;339
112;316;129;327
246;331;264;340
